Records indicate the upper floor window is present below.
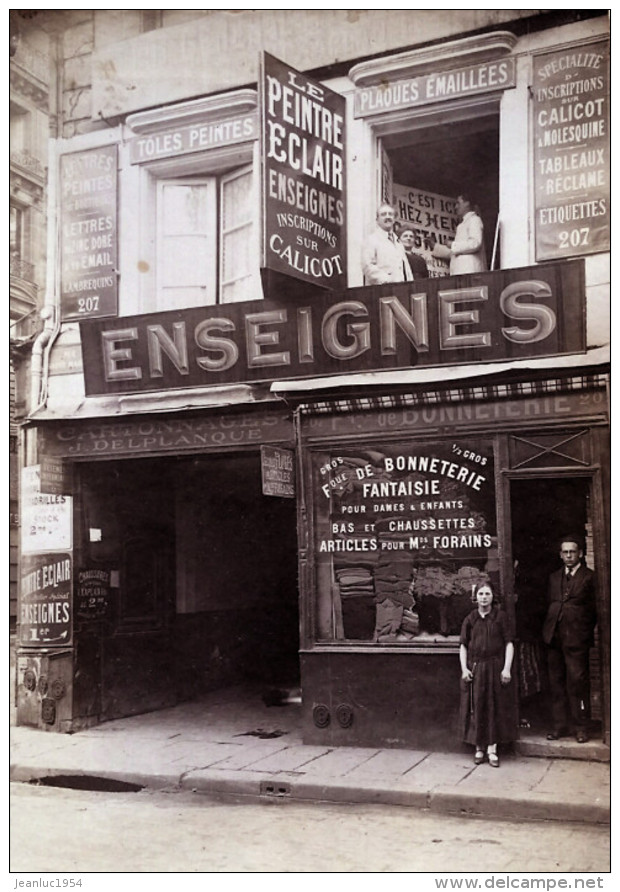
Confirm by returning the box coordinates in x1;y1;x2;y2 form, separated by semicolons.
156;178;216;309
10;103;29;156
220;165;257;304
123;90;261;316
377;111;499;278
10;204;23;260
153;164;259;311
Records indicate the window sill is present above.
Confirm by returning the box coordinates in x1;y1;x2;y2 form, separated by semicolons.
302;637;460;655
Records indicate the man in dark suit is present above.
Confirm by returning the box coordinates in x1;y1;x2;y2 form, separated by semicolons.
542;536;597;743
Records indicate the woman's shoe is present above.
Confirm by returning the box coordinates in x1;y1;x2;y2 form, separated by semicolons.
474;750;486;765
488;753;500;768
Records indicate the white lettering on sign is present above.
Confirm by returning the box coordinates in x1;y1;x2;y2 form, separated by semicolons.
97;280;556;384
261;52;347;289
354;59;515;117
129;114;258;163
533;41;609;261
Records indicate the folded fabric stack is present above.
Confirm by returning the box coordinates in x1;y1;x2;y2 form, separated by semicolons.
336;566;375;640
373;557;416;641
335;566;374;599
373;558;415;608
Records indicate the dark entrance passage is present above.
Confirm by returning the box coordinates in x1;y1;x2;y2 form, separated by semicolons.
174;452;300;694
510;477;601;738
76;451;300;724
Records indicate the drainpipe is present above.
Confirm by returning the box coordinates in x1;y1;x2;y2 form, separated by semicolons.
30;31;62;417
29;304;56;412
30;137;61;416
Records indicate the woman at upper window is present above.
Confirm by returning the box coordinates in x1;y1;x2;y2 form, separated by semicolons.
434;193;487;275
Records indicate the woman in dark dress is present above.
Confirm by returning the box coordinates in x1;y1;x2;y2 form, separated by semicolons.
459;583;516;767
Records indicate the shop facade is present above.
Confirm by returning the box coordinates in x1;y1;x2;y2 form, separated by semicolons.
16;11;609;751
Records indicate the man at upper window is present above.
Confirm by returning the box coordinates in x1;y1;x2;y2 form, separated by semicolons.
361;203;414;285
432;193;487;275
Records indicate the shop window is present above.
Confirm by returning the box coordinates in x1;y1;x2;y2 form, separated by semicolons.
311;438;498;646
154;165;259;310
377;107;500;277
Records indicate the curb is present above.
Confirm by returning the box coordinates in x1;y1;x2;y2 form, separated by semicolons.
428;787;610;825
10;763;182;792
11;763;611;826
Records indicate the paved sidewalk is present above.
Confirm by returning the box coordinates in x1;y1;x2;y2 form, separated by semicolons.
10;687;610;825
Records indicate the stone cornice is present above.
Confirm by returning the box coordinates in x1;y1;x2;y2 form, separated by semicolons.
349;31;518;87
126;89;258;135
10;163;46;202
10;66;49;112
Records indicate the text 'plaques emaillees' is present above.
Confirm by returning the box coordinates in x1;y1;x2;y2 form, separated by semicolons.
533;41;610;261
60;144;118;321
260;52;347;291
354;58;516;117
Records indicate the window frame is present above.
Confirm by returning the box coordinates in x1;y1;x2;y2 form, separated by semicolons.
155;175;218;310
219;162;260;304
301;432;503;653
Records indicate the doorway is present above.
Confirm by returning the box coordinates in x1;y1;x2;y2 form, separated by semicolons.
78;451;300;721
509;476;600;736
175;452;300;691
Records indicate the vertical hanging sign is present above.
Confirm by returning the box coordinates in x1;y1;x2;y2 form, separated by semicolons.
19;466;73;647
60;144;118;320
259;51;347;291
533;41;609;261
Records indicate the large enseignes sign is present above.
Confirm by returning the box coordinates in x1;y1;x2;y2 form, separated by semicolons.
260;52;347;291
533;41;610;262
80;261;585;396
60;145;119;321
354;58;516;118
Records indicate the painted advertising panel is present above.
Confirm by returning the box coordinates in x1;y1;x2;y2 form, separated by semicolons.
312;439;497;641
76;568;111;621
393;183;458;277
40;456;70;495
261;445;295;498
80;260;585;396
128;113;258;164
36;411;295;459
21;492;73;555
533;41;610;261
260;52;347;290
19;552;73;647
354;58;516;118
60;145;119;321
303;390;607;440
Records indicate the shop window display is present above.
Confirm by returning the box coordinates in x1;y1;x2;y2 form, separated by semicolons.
312;438;498;644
